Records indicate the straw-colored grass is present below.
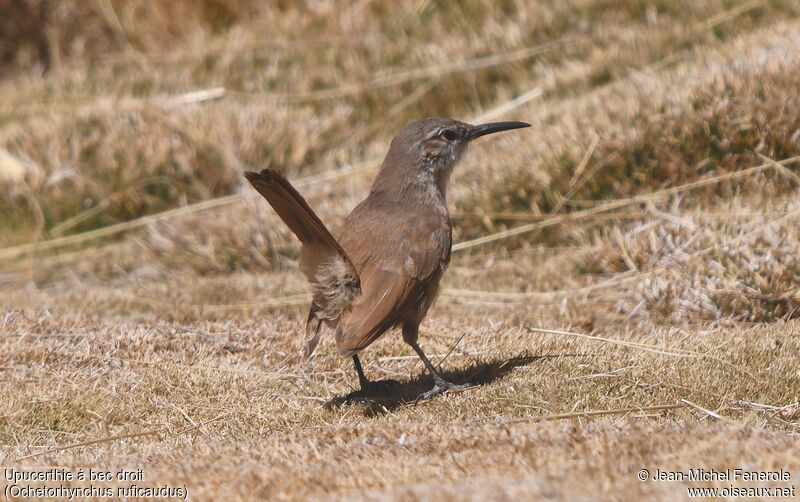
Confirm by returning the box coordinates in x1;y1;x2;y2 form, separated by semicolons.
2;1;800;500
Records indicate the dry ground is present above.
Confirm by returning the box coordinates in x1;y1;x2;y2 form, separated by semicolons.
2;1;800;500
2;309;800;500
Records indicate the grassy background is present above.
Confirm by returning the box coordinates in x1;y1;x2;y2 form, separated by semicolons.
2;0;800;500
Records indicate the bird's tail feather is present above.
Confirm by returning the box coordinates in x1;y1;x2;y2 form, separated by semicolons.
244;169;344;254
305;309;323;358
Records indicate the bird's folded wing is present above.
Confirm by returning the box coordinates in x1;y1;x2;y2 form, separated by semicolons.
334;263;417;356
334;228;450;356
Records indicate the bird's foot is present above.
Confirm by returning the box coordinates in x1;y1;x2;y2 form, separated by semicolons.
415;380;470;402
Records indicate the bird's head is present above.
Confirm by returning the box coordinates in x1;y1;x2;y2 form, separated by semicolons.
373;117;530;196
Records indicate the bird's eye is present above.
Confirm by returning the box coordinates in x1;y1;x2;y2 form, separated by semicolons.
442;129;458;141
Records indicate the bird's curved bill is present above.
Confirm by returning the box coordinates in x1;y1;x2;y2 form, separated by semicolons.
467;121;531;140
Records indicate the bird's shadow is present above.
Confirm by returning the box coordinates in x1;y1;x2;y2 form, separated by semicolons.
325;353;568;416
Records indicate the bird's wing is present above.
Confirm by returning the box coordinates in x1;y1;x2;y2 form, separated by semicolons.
334;261;417;356
334;227;450;356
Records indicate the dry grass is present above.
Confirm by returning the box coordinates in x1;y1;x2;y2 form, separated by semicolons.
2;310;799;499
2;1;800;500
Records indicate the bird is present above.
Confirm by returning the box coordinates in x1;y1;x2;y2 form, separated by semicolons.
245;117;530;400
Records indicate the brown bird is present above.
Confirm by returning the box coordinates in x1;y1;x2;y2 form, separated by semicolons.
245;117;529;399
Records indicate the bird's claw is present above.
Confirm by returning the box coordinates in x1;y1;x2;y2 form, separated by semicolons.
415;380;469;402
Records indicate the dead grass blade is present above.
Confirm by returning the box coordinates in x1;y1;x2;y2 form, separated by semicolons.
283;38;570;102
14;413;227;461
14;428;161;461
469;87;543;124
680;399;733;422
527;326;761;381
694;0;765;34
507;403;685;424
525;326;701;358
0;194;242;261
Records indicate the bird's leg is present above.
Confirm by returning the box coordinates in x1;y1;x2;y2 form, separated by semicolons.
352;354;372;389
350;354;399;395
404;324;467;400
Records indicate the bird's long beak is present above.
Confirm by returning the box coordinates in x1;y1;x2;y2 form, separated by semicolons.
467;121;531;140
